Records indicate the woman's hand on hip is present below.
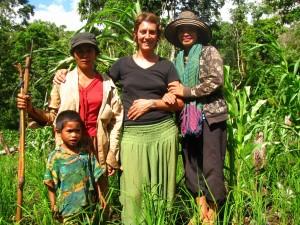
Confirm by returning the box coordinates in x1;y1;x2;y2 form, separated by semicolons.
127;99;154;120
53;69;68;85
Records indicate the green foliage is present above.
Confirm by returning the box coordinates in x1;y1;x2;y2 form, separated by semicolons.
0;21;71;129
223;32;299;224
211;22;237;68
0;0;34;27
0;127;54;224
178;0;225;23
79;1;141;73
78;0;225;26
278;22;300;65
15;21;71;109
142;186;172;224
263;0;300;24
78;0;106;22
78;0;135;27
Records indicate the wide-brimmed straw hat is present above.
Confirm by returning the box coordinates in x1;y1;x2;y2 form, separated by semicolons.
164;10;212;48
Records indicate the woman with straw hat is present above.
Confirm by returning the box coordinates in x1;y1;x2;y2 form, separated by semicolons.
165;10;228;224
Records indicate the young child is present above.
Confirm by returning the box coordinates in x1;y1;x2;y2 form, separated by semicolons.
43;110;105;222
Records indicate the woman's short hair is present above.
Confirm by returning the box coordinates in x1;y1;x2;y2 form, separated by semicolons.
133;12;161;40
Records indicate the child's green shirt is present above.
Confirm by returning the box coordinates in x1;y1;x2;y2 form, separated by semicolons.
44;146;104;217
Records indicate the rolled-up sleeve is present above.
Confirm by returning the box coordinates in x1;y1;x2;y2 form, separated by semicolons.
106;82;124;168
183;46;224;98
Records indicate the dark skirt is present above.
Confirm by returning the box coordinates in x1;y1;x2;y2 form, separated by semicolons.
182;119;227;204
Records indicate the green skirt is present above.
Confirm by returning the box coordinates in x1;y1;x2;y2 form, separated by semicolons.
120;118;178;225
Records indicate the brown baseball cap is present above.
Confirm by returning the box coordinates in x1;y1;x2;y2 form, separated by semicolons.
70;32;99;54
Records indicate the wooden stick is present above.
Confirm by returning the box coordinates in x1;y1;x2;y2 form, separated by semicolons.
16;56;31;223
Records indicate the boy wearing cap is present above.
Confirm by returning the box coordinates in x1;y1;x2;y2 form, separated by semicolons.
165;10;228;224
17;32;123;218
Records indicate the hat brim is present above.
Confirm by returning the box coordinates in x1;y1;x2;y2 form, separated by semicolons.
70;41;99;54
165;18;212;48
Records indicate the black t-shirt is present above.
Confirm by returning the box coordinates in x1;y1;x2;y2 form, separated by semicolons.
109;56;179;125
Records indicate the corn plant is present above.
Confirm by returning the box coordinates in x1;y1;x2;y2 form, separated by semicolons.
222;32;300;224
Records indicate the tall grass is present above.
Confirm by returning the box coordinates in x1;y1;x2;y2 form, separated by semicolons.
223;37;300;224
0;127;55;225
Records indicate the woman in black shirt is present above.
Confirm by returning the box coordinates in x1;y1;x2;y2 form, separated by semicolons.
109;12;183;225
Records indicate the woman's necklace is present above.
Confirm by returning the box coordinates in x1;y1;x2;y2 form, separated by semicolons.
184;56;189;65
